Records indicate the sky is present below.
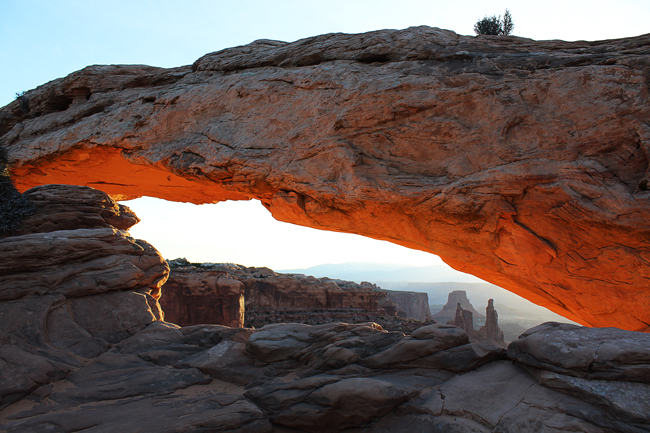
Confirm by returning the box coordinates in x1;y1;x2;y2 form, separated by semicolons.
2;0;649;274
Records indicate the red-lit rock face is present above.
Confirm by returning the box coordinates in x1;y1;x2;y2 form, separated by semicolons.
161;269;245;328
3;27;650;330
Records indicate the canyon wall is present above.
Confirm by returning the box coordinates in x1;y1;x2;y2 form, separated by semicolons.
2;27;650;330
159;268;245;328
383;290;431;321
160;260;398;328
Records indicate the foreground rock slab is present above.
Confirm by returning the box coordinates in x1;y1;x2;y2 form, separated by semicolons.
4;318;650;433
2;27;650;330
508;322;650;383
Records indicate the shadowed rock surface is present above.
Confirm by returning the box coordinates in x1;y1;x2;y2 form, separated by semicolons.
0;185;169;411
508;322;650;383
2;27;650;330
160;266;246;328
1;185;650;432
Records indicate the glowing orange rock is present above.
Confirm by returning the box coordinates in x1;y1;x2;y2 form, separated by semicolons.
3;27;650;330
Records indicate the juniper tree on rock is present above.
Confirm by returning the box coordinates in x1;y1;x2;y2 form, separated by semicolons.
501;9;514;36
474;9;514;36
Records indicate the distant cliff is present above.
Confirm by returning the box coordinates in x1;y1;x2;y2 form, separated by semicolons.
447;296;506;348
431;290;485;326
382;290;431;321
160;269;245;328
160;259;399;328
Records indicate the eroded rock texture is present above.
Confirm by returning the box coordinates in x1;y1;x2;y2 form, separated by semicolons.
0;184;169;411
2;27;650;330
160;267;245;327
2;185;650;432
161;260;396;328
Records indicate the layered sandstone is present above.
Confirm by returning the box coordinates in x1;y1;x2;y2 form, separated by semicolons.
2;185;650;431
0;185;167;302
2;27;650;330
159;268;245;328
160;260;395;328
0;184;169;410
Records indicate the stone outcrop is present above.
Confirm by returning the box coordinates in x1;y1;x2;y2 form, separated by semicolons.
2;184;650;432
158;267;245;328
0;184;167;303
432;290;485;326
2;27;649;330
4;310;650;432
508;322;650;383
0;184;169;411
383;289;431;321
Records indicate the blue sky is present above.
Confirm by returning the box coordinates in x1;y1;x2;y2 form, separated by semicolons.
2;0;649;271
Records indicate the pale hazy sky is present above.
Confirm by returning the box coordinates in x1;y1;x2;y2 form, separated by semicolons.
2;0;648;272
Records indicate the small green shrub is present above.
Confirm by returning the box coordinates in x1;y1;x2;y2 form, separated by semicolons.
14;91;29;114
474;9;514;36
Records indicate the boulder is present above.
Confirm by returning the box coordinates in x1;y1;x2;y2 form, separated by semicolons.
362;324;470;368
0;186;168;302
248;376;419;432
5;28;650;329
508;321;650;383
14;183;139;234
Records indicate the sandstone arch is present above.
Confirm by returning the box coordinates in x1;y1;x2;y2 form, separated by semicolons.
2;27;649;330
